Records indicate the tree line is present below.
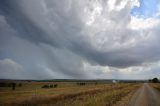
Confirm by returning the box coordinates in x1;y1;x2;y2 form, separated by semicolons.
42;84;58;88
148;78;159;83
0;82;22;90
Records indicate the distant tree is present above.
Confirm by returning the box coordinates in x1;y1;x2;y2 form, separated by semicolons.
152;78;159;83
148;79;152;82
0;83;7;87
54;84;58;88
95;82;98;85
42;84;58;88
50;85;53;88
42;85;49;88
8;83;13;87
12;83;16;90
77;82;86;86
18;83;22;87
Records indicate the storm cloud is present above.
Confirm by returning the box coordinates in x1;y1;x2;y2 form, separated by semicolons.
0;0;160;79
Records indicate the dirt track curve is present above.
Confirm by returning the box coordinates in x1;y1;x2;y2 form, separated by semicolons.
129;83;160;106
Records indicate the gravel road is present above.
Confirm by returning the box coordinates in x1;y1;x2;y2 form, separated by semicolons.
129;83;160;106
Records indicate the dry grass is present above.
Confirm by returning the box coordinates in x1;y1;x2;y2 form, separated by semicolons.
113;87;138;106
0;82;141;106
51;84;140;106
150;83;160;91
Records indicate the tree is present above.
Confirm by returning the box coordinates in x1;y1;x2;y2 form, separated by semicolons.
50;85;53;88
148;79;151;82
152;78;159;83
18;83;22;87
42;85;49;88
54;84;58;88
12;83;16;90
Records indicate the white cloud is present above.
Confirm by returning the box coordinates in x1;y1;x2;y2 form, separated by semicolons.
129;16;160;30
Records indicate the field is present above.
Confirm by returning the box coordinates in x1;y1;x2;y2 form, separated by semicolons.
151;83;160;90
0;80;142;106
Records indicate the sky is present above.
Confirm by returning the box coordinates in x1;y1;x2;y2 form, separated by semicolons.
0;0;160;80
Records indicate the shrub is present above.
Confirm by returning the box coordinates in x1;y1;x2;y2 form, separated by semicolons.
77;82;86;86
42;84;58;88
12;83;16;90
42;85;49;88
18;83;22;87
54;84;58;88
0;83;7;87
0;82;17;90
50;85;53;88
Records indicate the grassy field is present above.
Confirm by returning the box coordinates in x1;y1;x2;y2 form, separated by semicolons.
0;81;141;106
151;83;160;91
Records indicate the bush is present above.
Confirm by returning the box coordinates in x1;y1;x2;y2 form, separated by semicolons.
50;85;53;88
42;84;58;88
42;85;49;88
0;83;7;87
77;82;86;86
0;82;17;90
54;84;58;88
18;83;22;87
8;83;13;87
148;79;152;82
12;83;16;90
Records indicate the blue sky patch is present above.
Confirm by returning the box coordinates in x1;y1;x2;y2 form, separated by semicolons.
131;0;160;19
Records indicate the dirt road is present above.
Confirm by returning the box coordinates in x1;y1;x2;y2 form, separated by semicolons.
129;83;160;106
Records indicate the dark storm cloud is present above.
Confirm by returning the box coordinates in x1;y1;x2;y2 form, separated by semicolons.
0;0;160;79
0;0;148;67
0;0;89;78
0;0;63;48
